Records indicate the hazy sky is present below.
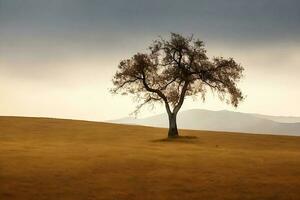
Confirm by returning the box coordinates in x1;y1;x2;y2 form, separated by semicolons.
1;0;300;121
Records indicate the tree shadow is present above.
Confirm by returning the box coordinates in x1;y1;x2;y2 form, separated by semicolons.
152;135;198;143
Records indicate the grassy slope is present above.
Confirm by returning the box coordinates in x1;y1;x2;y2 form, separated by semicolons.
1;117;300;200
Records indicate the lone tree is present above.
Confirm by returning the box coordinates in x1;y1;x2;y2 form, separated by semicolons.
112;33;244;138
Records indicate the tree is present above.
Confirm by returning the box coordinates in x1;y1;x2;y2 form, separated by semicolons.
111;33;244;138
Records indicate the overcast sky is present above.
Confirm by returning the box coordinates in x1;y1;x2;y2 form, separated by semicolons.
0;0;300;121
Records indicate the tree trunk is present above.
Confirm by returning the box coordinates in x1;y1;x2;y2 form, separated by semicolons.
168;113;178;138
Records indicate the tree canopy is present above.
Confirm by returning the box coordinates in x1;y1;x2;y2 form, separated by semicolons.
112;33;244;137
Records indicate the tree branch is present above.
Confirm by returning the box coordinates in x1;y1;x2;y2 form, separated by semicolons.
132;96;161;116
173;81;189;114
112;78;140;92
160;77;178;90
141;71;172;115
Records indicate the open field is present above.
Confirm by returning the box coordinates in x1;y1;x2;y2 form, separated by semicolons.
1;117;300;200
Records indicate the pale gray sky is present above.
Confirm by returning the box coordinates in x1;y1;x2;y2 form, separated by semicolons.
0;0;300;120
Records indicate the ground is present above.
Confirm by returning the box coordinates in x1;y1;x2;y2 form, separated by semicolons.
1;117;300;200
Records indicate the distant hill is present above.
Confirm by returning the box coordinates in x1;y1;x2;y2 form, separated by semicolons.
253;113;300;123
110;109;300;136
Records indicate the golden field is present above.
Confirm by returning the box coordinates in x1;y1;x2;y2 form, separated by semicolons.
1;117;300;200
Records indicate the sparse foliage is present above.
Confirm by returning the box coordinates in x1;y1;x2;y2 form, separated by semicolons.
112;33;244;137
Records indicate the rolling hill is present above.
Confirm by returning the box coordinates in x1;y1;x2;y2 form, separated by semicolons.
1;116;300;200
111;109;300;136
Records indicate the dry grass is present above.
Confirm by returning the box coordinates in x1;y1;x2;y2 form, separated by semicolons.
1;117;300;200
